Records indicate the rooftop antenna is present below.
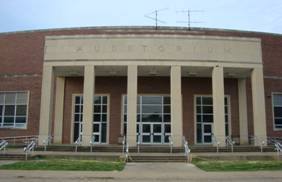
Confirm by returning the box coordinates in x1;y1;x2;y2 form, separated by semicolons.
145;8;168;30
176;9;204;30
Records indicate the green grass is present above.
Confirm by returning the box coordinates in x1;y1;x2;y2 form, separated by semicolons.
0;159;125;171
192;158;282;171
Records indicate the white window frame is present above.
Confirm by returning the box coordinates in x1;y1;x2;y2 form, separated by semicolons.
71;93;110;144
0;91;29;129
272;92;282;131
193;94;232;144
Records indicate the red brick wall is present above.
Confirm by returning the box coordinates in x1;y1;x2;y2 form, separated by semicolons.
0;27;282;141
0;76;41;137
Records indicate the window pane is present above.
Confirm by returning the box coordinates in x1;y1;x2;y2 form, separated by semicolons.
142;135;150;143
73;123;79;142
5;105;15;115
153;124;161;133
101;123;107;143
0;94;4;104
142;105;162;113
16;93;27;104
74;114;80;122
0;105;2;116
196;106;201;114
196;115;202;123
196;97;201;105
16;105;27;116
102;105;107;113
94;105;101;113
163;97;170;104
163;105;170;113
202;97;212;105
164;114;170;122
75;105;80;113
142;114;162;122
5;93;16;105
164;124;171;133
15;123;26;128
15;117;26;123
275;119;282;125
93;114;101;122
102;114;107;122
4;117;14;125
93;124;99;132
204;135;212;143
142;124;150;133
197;124;202;143
75;96;81;104
202;115;213;123
274;107;282;117
123;96;127;105
153;135;161;143
142;96;162;104
102;96;107;104
273;94;282;106
203;106;213;114
94;96;101;104
224;97;228;105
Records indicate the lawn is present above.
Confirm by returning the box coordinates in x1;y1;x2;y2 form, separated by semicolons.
192;158;282;171
0;159;125;171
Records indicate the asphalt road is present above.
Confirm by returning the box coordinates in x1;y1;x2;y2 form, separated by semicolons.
0;162;282;182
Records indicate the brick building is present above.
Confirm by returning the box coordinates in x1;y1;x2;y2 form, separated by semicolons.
0;26;282;147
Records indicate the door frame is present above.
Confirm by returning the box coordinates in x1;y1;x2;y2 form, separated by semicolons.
193;94;232;145
71;93;110;144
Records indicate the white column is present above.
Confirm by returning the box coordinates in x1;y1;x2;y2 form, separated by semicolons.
170;66;183;147
251;67;267;146
212;66;226;146
81;65;95;146
53;77;65;144
127;65;138;146
238;78;249;144
38;65;54;145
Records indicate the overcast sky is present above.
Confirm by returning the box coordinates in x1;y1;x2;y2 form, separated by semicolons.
0;0;282;34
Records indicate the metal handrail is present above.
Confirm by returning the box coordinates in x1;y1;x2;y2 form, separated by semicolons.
169;136;173;153
122;135;126;154
90;135;95;152
23;140;36;160
0;140;8;153
137;134;141;153
125;142;129;162
42;135;52;151
274;142;282;157
212;134;220;153
74;136;81;152
251;136;266;152
225;136;235;152
183;137;191;163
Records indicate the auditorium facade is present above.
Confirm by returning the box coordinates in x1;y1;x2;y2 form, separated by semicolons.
0;27;282;147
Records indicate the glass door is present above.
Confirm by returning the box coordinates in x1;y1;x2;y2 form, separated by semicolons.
73;95;108;144
123;95;171;145
196;96;230;144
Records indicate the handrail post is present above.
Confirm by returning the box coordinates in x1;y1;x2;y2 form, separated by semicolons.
169;136;173;153
122;136;125;154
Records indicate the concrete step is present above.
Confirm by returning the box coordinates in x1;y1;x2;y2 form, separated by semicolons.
0;154;27;160
128;155;187;162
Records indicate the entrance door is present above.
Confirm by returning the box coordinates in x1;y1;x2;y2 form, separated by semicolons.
141;123;163;144
73;95;108;144
123;95;171;145
202;123;213;144
196;96;230;144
